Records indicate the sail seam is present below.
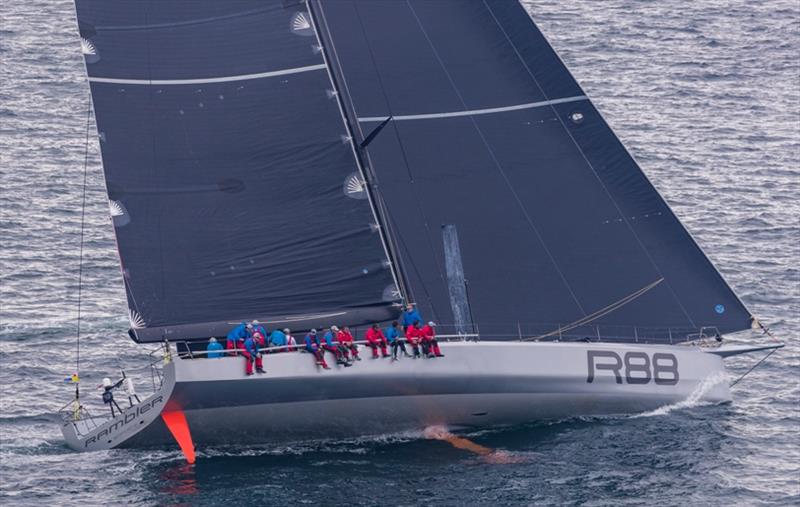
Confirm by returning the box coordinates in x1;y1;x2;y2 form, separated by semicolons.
86;64;327;85
358;95;588;122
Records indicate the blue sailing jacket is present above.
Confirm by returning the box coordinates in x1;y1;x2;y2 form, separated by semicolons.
243;336;259;357
402;309;422;328
227;322;249;341
207;340;224;358
269;330;287;347
323;331;336;347
386;326;401;343
304;334;320;352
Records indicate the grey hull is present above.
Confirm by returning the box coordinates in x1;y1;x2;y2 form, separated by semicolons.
63;341;731;451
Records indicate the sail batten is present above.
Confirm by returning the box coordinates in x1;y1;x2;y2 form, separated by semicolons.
357;95;589;122
87;64;327;85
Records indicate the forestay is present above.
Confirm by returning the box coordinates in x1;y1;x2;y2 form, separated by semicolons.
75;1;401;342
311;0;753;342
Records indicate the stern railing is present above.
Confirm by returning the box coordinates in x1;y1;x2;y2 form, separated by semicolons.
59;342;172;437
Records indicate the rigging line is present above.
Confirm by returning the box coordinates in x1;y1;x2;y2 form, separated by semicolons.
755;319;783;343
483;0;696;326
348;1;451;304
523;278;665;341
75;102;93;390
404;0;587;316
729;348;778;387
385;205;442;322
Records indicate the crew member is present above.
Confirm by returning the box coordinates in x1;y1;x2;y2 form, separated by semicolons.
323;326;349;366
401;303;423;332
406;321;423;358
304;329;329;369
243;333;265;375
252;320;268;341
269;328;287;351
284;329;297;352
207;337;224;358
226;321;249;355
365;323;390;358
386;320;408;361
337;326;361;361
99;377;124;417
420;321;444;358
254;330;267;350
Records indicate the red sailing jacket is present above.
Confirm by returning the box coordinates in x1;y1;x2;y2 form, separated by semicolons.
420;325;435;341
406;326;422;344
365;327;387;344
337;330;355;345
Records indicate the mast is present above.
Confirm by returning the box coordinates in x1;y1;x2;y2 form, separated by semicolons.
305;0;410;305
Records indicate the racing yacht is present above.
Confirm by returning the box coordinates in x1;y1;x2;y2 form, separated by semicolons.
61;0;782;463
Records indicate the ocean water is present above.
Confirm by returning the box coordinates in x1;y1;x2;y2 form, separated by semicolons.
1;1;798;505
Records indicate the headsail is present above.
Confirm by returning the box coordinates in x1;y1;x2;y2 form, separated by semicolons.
74;1;402;342
311;0;753;342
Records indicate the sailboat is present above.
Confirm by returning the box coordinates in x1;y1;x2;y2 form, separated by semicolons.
61;0;782;462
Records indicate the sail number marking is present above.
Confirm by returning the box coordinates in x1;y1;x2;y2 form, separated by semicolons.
586;351;679;385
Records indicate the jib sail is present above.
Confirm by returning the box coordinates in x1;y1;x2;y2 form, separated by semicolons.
310;0;754;342
74;1;402;342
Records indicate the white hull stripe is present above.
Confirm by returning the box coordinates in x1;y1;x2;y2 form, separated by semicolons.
88;64;327;86
358;95;588;122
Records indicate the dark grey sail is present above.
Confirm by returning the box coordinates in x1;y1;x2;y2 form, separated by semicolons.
74;1;402;342
310;0;754;342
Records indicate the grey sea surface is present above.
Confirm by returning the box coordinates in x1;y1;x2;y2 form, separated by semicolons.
1;1;798;505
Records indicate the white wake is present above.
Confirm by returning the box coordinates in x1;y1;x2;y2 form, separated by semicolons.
631;372;729;418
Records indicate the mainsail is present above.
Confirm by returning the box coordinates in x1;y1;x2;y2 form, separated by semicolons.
75;1;402;342
310;0;754;342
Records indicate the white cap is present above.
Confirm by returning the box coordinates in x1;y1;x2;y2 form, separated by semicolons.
331;325;339;331
246;323;254;330
209;337;217;343
252;320;260;325
102;377;112;388
428;321;436;326
310;329;317;334
283;328;290;333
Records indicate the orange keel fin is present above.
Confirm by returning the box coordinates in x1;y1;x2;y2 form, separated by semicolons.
161;410;196;464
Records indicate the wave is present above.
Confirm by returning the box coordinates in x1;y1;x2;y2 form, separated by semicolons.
0;413;61;425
